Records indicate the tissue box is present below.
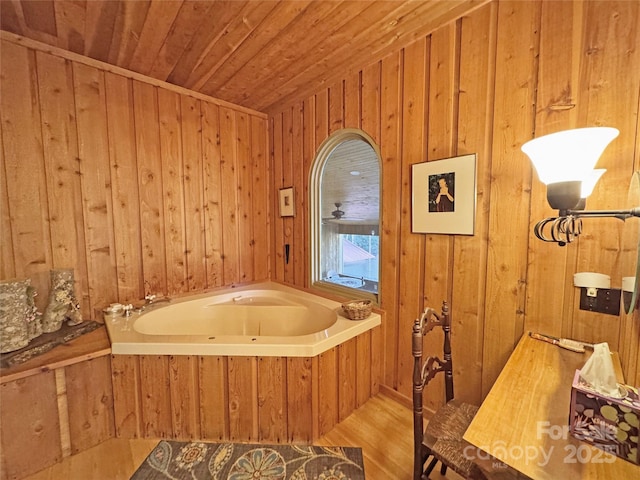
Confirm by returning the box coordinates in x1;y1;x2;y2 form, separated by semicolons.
569;370;640;464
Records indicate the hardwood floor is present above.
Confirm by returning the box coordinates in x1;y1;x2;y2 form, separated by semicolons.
22;393;462;480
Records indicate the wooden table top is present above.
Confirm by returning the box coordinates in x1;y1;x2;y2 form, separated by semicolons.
464;334;640;480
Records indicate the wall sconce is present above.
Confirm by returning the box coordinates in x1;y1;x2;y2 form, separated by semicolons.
521;127;640;246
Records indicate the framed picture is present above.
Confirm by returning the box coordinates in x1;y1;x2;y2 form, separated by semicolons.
279;187;295;217
411;154;476;235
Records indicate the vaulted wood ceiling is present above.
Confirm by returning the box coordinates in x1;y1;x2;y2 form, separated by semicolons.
0;0;487;113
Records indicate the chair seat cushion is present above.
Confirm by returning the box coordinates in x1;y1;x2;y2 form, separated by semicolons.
423;399;486;479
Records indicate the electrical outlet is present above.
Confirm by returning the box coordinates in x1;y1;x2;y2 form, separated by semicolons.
579;287;621;316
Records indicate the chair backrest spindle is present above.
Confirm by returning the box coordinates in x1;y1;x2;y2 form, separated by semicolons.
412;301;454;479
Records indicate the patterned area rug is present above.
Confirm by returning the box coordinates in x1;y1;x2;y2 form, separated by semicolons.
130;441;365;480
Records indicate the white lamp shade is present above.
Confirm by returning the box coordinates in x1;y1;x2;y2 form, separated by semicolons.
521;127;619;184
581;169;606;198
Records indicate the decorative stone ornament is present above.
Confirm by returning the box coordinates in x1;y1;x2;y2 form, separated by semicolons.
42;269;83;333
0;278;42;353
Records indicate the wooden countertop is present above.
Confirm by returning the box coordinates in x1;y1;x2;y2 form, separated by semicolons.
464;334;639;480
0;324;111;384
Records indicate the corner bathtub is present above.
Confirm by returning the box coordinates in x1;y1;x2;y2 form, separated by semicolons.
104;281;380;356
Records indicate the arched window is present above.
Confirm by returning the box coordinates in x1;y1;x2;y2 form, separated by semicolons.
310;129;381;301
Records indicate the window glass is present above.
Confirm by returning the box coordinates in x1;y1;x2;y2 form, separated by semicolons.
311;130;380;300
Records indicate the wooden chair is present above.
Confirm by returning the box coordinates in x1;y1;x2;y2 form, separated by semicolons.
412;301;487;480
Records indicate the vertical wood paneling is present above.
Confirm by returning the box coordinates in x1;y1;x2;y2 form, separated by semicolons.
318;347;338;436
2;37;268;322
302;96;316;289
328;81;344;134
73;62;118;313
228;356;257;442
257;357;287;443
133;80;168;296
219;107;240;284
139;355;172;438
36;52;88;304
481;0;540;395
524;0;578;342
199;356;229;440
0;372;61;479
251;115;270;281
55;369;71;458
370;324;382;395
272;113;285;281
569;0;640;348
338;338;357;421
107;330;378;445
286;357;314;443
0;42;51;305
281;107;294;283
396;38;428;398
65;356;115;453
314;89;329;151
356;330;372;407
111;355;141;438
236;111;254;282
201;102;224;288
424;22;457;307
291;103;305;285
181;96;207;291
452;2;497;405
344;72;360;128
105;72;144;304
269;0;640;397
157;88;188;295
269;114;284;282
169;355;200;439
311;355;319;441
422;22;459;413
0;134;14;279
361;62;381;144
379;51;403;389
1;2;639;436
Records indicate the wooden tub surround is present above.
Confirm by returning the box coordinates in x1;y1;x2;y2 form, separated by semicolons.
108;282;383;443
0;326;114;480
0;319;382;479
111;323;382;443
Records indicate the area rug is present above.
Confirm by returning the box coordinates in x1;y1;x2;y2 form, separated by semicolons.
130;440;365;480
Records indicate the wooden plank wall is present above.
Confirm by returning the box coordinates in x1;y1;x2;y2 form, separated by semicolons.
0;356;114;480
110;326;381;443
268;0;640;408
0;35;270;317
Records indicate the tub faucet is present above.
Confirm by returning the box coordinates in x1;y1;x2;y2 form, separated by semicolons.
145;293;170;305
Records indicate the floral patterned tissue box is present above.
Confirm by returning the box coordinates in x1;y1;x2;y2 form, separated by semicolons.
569;370;640;464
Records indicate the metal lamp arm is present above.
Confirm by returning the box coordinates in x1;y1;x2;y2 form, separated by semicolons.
534;207;640;246
565;207;640;221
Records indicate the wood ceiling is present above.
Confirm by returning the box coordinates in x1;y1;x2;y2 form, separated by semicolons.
321;139;379;224
0;0;487;113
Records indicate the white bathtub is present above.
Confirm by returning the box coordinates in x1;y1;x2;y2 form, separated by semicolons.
104;282;380;357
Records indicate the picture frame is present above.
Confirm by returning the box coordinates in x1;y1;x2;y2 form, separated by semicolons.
411;154;476;235
279;187;295;217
